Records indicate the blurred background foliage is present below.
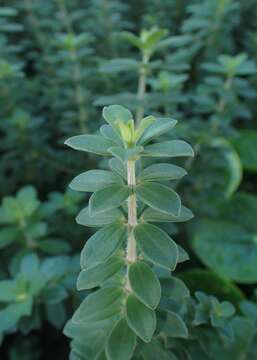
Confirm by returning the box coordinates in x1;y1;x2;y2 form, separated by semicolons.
0;0;257;358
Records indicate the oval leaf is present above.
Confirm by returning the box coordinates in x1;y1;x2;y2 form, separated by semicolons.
128;261;161;309
192;219;257;283
143;140;194;158
76;206;124;227
136;182;181;216
106;319;136;360
73;287;125;324
126;294;156;343
139;163;187;182
65;135;114;155
134;223;178;270
77;256;125;290
141;206;193;223
70;170;123;192
138;118;177;145
89;185;131;215
81;223;127;268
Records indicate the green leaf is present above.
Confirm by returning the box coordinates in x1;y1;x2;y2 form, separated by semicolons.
126;294;156;342
120;31;143;50
65;135;114;155
108;146;143;162
137;118;177;145
142;28;168;54
0;298;33;333
0;227;18;249
128;261;161;309
134;116;156;141
109;158;127;180
17;186;40;217
100;125;123;146
178;269;244;307
162;312;188;338
143;140;194;158
141;206;193;223
210;138;242;198
40;284;68;304
161;277;190;301
0;280;16;302
89;185;131;215
103;105;133;135
134;224;178;270
106;319;136;360
81;223;127;268
37;239;71;254
192;220;257;283
100;58;139;74
70;170;123;192
139;163;187;182
231;130;257;173
77;256;125;290
136;182;181;216
177;245;189;263
73;287;125;324
76;206;124;227
140;339;173;360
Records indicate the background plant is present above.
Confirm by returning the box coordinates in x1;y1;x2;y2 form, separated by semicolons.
0;0;257;359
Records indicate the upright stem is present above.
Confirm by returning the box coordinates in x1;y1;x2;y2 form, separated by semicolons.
126;161;137;263
57;0;87;133
136;54;149;125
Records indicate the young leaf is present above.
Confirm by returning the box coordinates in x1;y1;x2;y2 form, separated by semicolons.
134;115;156;141
76;206;124;227
106;319;136;360
81;223;127;268
100;124;123;146
139;163;187;182
134;224;178;270
77;256;125;290
103;105;133;135
69;170;123;192
65;135;114;155
136;182;181;216
128;261;161;309
137;118;177;145
126;294;156;343
73;287;125;324
143;140;194;158
89;185;131;215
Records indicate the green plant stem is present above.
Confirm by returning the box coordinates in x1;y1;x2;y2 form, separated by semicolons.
126;160;137;289
57;0;87;133
136;54;149;124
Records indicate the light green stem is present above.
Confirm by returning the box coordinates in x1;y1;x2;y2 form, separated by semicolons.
136;54;149;125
